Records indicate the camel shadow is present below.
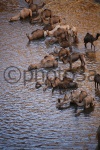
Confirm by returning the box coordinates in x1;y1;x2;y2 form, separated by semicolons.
20;17;31;23
75;106;95;117
86;51;96;61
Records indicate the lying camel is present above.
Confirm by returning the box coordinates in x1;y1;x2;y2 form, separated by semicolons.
70;90;80;103
53;28;66;38
84;33;100;51
45;25;78;48
43;77;61;91
52;76;78;93
28;55;58;70
45;37;58;46
43;24;54;31
71;90;88;104
59;38;78;48
75;95;95;109
46;31;72;48
41;54;55;64
30;9;52;23
56;94;70;109
44;24;61;37
10;8;32;21
46;24;70;37
29;2;45;14
57;26;78;46
56;26;77;38
62;52;85;69
41;9;52;19
28;60;58;70
58;31;78;48
26;29;44;41
42;16;61;25
44;76;71;93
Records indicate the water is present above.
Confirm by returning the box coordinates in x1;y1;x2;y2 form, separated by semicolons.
0;0;100;150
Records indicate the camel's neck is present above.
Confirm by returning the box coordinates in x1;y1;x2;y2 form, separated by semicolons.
94;34;100;41
26;34;33;41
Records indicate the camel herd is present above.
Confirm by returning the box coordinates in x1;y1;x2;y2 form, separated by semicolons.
9;0;100;110
9;0;100;147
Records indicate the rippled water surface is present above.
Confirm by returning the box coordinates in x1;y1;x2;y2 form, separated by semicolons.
0;0;100;150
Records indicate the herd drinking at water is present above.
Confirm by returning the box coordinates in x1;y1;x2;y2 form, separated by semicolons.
9;0;100;147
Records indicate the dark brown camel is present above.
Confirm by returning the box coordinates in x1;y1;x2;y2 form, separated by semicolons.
84;33;100;51
26;29;44;41
94;74;100;89
58;48;70;61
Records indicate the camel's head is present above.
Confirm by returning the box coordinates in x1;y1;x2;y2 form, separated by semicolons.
25;0;31;4
97;33;100;38
9;18;14;22
28;64;37;71
25;0;28;1
58;98;61;103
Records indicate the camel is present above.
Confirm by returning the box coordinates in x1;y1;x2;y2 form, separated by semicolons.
58;48;70;61
30;9;52;23
43;24;54;31
71;90;88;104
62;52;85;69
29;2;45;13
46;25;70;37
56;94;70;109
43;77;61;92
28;55;58;71
9;8;32;21
42;16;61;25
84;33;100;51
75;95;95;109
44;25;78;47
26;29;44;41
52;76;77;93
